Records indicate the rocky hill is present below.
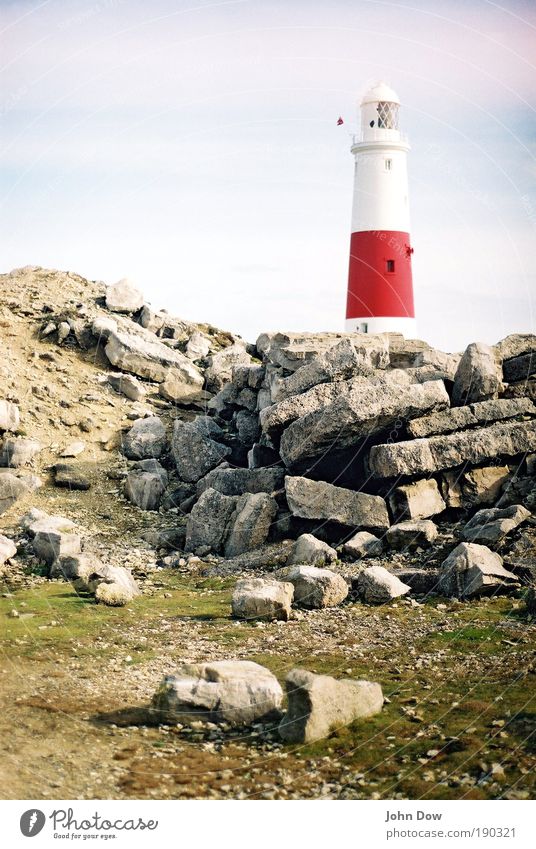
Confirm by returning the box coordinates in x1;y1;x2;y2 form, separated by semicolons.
1;266;535;801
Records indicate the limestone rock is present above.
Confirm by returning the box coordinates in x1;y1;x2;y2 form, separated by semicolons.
105;278;144;313
462;504;530;545
278;565;348;609
172;418;231;483
125;460;168;510
21;508;77;536
342;531;383;560
271;336;389;402
92;315;117;339
280;380;449;470
60;440;86;458
53;464;91;491
438;542;518;598
185;330;211;360
105;329;202;384
494;333;536;362
502;352;536;382
0;534;17;564
232;578;294;621
84;563;140;598
0;473;31;515
285;476;390;532
279;669;383;743
107;372;147;402
357;564;411;604
153;660;283;726
196;466;284;498
185;488;237;554
0;400;20;432
205;343;251;393
158;366;208;404
0;438;42;468
224;492;278;558
122;416;166;460
33;528;81;565
369;420;536;478
287;533;337;567
409;398;534;439
95;583;134;606
452;342;504;406
389;478;446;521
50;552;101;582
462;466;511;506
386;519;438;550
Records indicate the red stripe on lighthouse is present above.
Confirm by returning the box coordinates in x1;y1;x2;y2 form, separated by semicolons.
346;230;415;320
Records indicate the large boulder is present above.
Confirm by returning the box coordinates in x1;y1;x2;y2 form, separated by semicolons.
342;531;383;560
0;534;16;565
0;438;41;468
452;342;504;406
122;416;167;460
278;564;348;609
0;400;20;432
389;478;446;521
279;669;383;743
279;380;449;470
462;505;530;545
232;578;294;621
224;493;278;558
105;278;144;313
357;564;411;604
287;533;337;567
152;660;283;726
171;418;231;483
369;420;536;478
285;476;389;533
196;466;284;498
125;460;168;510
105;329;203;386
386;519;438;550
185;488;237;554
438;542;518;598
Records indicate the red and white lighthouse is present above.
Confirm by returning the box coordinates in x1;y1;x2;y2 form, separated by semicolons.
345;82;416;335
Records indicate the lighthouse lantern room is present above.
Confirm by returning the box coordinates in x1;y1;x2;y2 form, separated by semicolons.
345;82;416;336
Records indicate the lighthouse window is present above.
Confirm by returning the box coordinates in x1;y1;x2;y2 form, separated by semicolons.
386;259;395;273
385;158;392;170
377;102;399;130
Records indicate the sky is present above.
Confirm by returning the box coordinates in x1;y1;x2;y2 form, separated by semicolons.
1;0;535;352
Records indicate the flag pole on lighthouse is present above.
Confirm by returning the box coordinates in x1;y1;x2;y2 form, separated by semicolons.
345;82;416;336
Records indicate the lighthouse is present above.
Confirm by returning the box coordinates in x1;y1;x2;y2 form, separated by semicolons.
345;82;416;336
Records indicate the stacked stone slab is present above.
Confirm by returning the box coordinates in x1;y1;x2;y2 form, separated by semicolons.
164;331;535;563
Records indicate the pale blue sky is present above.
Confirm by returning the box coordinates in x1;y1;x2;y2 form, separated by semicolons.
1;0;535;351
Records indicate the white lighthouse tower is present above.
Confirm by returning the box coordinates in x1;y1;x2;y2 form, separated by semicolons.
345;82;416;336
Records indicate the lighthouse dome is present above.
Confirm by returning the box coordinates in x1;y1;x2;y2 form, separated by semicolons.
361;82;400;105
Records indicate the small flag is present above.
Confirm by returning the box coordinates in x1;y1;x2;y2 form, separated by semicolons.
337;116;344;125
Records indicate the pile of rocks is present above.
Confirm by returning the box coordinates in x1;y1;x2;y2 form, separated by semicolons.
134;328;534;602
